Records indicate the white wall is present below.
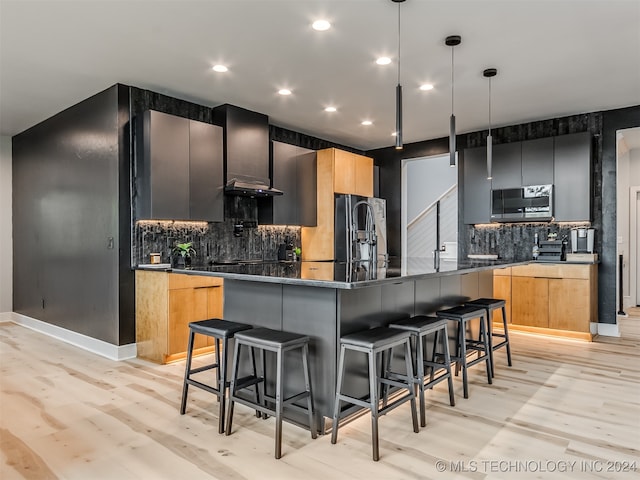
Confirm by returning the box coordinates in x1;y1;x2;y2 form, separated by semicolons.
0;136;12;313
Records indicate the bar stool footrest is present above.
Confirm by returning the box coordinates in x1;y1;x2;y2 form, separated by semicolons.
185;378;221;396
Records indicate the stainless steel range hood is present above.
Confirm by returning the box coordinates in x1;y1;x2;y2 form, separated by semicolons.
225;178;283;197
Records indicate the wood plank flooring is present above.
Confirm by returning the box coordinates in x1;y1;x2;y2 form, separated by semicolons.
1;322;639;479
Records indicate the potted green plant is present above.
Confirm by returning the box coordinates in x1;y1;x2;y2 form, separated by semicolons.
172;241;196;268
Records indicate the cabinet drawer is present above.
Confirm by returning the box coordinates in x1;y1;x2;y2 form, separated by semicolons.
169;273;224;290
511;263;591;279
493;267;512;276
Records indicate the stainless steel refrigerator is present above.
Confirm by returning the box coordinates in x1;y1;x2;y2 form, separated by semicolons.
335;194;387;265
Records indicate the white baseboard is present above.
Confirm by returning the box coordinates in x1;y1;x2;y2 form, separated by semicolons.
5;312;137;361
598;321;621;338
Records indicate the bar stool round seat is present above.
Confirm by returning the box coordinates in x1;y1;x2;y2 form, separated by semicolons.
225;327;316;459
331;326;419;461
464;298;512;377
436;305;492;399
388;315;455;427
180;319;253;434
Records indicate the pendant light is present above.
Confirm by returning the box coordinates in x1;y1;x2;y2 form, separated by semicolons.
445;35;461;166
484;68;497;180
392;0;405;150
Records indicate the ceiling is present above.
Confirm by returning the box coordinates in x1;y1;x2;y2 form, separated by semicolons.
1;0;639;151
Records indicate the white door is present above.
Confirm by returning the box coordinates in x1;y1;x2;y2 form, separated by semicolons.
402;154;457;274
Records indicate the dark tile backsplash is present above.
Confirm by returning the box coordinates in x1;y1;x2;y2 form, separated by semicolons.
462;222;593;261
133;196;300;265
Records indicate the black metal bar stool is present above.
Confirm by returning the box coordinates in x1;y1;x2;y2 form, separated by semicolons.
331;326;419;461
180;319;253;434
436;305;492;399
464;298;512;377
225;327;316;459
388;316;455;427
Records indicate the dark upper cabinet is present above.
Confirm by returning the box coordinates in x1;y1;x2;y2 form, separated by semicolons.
188;119;224;221
462;133;591;224
136;110;223;221
259;141;316;225
463;146;491;224
521;137;554;186
491;142;522;189
553;132;591;221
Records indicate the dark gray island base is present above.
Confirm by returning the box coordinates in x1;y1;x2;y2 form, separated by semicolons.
170;259;521;431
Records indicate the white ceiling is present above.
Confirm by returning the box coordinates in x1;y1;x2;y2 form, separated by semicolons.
1;0;639;151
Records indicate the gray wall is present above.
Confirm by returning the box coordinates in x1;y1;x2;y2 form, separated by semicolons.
0;136;12;313
12;85;131;344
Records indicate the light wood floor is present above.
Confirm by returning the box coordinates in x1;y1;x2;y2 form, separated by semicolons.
1;322;639;480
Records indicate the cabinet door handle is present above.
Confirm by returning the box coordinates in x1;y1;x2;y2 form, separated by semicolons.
194;285;220;289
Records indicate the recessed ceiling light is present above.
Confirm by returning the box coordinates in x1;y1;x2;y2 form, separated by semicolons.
361;120;373;126
376;57;391;66
312;19;331;31
278;88;292;96
324;106;337;112
212;64;228;73
419;83;434;91
391;132;397;136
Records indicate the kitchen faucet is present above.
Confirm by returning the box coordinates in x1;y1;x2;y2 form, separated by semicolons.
351;200;377;267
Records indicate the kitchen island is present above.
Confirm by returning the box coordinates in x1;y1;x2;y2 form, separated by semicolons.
138;258;520;431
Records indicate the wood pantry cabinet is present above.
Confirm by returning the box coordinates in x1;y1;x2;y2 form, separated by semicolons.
493;263;597;340
301;148;374;260
136;271;224;364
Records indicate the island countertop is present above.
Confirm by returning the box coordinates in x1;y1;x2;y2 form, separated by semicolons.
136;257;526;289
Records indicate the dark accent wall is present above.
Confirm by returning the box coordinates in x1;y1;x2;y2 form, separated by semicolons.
601;106;640;325
13;84;135;345
367;106;640;325
270;125;365;154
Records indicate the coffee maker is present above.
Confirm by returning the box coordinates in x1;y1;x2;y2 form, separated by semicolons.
570;227;595;253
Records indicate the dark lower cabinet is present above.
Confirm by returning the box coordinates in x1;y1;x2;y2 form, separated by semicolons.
259;141;316;225
553;132;591;221
136;110;223;221
462;147;491;224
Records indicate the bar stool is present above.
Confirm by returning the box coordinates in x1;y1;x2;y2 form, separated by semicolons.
388;316;455;427
331;326;419;461
225;327;316;459
180;319;253;434
464;298;512;377
436;305;492;399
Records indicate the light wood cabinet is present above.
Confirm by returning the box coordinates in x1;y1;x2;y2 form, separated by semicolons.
301;148;374;260
494;263;597;340
136;271;224;364
492;267;511;324
512;276;549;328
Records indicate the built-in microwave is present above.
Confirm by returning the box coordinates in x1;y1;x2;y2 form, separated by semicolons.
491;184;553;222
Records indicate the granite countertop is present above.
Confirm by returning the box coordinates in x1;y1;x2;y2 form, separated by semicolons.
135;257;528;289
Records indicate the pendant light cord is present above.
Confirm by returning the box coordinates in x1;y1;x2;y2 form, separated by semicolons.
488;77;492;135
397;3;401;85
451;46;454;115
